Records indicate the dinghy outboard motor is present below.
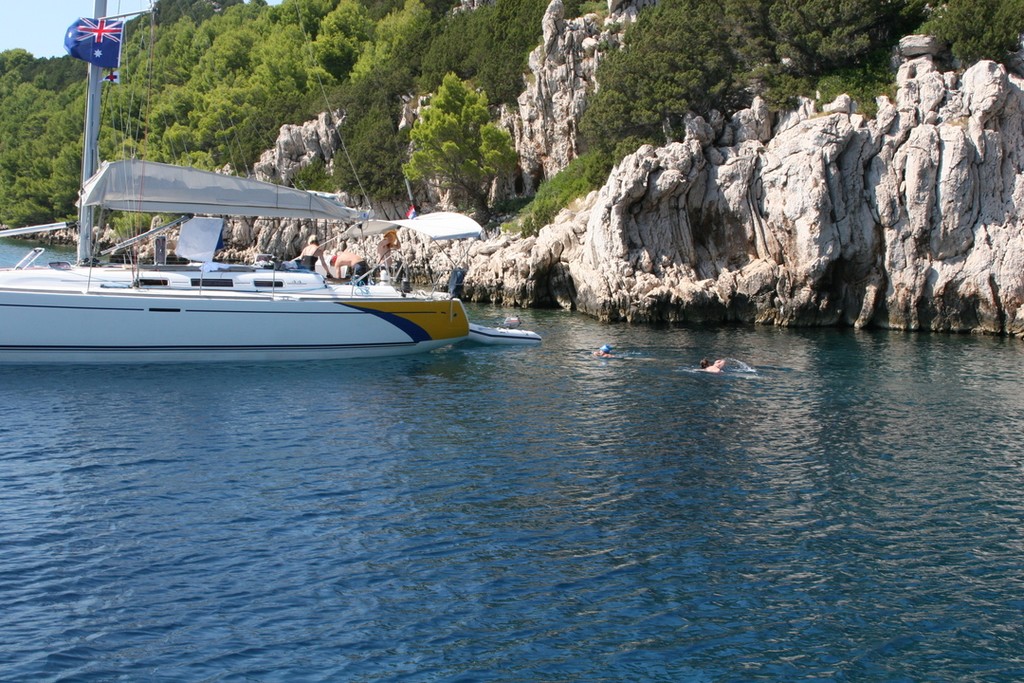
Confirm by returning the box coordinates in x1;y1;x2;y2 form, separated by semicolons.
448;268;467;298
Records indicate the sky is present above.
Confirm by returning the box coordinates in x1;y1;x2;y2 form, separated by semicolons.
1;0;282;60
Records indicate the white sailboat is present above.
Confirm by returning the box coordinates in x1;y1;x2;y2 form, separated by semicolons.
0;1;537;364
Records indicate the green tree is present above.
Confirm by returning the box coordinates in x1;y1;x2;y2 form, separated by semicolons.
470;0;547;105
418;9;477;88
923;0;1024;64
351;0;433;83
333;97;409;201
330;0;434;200
150;18;205;87
155;0;247;26
404;73;517;221
581;0;739;155
419;0;547;106
314;0;374;79
193;25;258;87
582;0;929;155
769;0;912;75
0;56;83;226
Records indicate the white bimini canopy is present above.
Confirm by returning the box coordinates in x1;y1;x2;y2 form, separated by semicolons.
81;160;370;222
360;212;484;241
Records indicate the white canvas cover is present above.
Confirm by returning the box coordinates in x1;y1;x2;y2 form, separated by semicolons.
80;160;484;242
175;217;223;263
359;212;484;241
81;160;369;222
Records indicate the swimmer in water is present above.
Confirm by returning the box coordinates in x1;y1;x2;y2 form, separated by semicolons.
594;344;614;358
700;358;726;373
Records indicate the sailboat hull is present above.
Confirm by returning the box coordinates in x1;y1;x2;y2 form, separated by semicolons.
3;3;527;366
0;273;469;364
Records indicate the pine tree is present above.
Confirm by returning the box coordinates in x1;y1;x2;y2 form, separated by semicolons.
404;73;517;222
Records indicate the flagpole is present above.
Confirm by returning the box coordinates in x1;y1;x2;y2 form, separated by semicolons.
77;0;108;265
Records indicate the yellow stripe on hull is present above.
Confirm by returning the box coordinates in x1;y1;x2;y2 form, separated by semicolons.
348;298;469;342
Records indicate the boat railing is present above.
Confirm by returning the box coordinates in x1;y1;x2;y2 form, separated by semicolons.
376;257;413;294
420;267;465;300
319;252;466;300
14;247;45;270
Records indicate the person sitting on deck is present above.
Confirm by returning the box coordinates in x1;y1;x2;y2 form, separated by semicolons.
298;236;329;273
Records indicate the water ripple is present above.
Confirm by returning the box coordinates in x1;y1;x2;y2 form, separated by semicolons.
1;316;1023;680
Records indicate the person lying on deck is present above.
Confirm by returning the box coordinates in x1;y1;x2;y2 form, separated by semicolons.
327;251;369;281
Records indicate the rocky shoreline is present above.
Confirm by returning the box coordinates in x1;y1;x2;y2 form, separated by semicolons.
18;15;1024;338
461;39;1024;336
247;16;1024;337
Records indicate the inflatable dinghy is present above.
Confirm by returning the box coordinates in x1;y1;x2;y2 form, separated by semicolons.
467;322;542;345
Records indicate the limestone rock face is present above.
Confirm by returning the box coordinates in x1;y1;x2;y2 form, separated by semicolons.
253;111;342;186
507;0;633;193
230;24;1024;337
898;34;945;60
466;51;1024;336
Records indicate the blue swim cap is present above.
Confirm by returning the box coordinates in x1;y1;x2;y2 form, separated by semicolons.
600;344;612;353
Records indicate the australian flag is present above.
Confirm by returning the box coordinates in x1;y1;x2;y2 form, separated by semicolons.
64;17;123;68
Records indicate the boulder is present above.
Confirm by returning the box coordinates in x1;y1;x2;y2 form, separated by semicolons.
899;34;946;59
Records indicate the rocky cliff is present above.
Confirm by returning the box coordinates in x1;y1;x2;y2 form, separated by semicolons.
218;111;414;263
464;37;1024;336
245;10;1024;337
501;0;655;194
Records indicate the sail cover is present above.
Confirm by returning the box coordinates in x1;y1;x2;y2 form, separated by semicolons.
81;160;485;241
81;160;369;222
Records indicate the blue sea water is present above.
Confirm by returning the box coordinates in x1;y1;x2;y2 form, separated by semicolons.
2;238;1024;681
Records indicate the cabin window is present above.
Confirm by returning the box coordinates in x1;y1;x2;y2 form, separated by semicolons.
138;278;169;286
190;278;233;287
253;280;284;288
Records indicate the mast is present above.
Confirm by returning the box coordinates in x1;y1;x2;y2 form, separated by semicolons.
78;0;107;264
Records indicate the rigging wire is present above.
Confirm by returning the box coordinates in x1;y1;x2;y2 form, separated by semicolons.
129;2;160;274
289;0;370;210
96;2;150;264
169;1;263;175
